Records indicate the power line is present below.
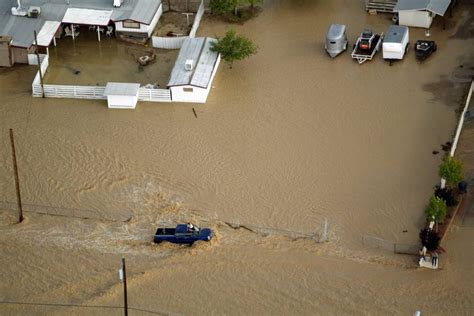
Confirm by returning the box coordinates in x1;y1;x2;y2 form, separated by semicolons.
0;301;168;315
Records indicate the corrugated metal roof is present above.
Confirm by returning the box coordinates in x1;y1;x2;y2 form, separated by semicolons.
394;0;451;16
36;20;60;46
62;8;113;26
167;37;219;89
104;82;140;96
0;0;161;47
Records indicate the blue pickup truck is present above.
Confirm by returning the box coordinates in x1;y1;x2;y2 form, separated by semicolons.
153;224;213;245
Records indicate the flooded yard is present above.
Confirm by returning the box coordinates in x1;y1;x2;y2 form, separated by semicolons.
44;28;178;88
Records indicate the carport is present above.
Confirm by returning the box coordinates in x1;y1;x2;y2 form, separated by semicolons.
62;8;113;42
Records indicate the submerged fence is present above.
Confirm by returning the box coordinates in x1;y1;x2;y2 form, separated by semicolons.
363;235;419;255
151;0;204;49
31;53;173;103
440;80;474;188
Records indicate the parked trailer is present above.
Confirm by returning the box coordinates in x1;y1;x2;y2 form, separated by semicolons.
351;29;384;64
383;25;409;61
325;24;348;58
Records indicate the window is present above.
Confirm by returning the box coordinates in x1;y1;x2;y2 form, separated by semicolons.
183;87;193;93
122;20;140;29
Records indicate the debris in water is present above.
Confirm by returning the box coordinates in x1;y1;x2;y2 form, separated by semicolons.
74;70;80;75
441;142;452;152
432;150;439;155
403;230;408;233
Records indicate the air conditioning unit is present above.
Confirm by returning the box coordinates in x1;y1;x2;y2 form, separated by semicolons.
28;6;41;18
114;0;124;7
185;59;194;71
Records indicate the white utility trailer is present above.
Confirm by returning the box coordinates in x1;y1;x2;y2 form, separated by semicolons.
382;25;409;61
351;29;384;64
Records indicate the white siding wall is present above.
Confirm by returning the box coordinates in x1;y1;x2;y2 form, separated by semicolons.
170;86;208;103
399;10;433;28
170;54;221;103
107;95;138;109
114;3;163;37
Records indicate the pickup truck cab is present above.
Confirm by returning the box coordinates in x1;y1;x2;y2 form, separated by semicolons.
153;224;213;245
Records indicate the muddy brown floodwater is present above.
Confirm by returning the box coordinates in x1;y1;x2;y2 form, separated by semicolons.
1;0;473;315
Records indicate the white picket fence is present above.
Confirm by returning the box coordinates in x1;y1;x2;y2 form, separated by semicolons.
138;87;172;102
151;0;204;49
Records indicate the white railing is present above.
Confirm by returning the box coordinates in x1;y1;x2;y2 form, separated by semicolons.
32;54;49;85
33;84;107;99
138;87;172;102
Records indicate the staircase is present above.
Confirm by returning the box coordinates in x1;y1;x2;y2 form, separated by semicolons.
365;0;398;13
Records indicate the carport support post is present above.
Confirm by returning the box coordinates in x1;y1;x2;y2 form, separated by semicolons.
33;30;45;98
71;24;75;40
97;26;101;42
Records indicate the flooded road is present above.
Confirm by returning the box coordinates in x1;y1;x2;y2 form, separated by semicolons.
1;0;473;314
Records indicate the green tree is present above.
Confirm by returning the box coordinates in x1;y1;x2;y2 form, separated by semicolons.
439;156;463;188
425;195;447;225
247;0;262;9
210;0;243;15
211;29;257;68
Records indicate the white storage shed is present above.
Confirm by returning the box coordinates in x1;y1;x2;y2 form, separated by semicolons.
104;82;140;109
394;0;451;29
167;37;221;103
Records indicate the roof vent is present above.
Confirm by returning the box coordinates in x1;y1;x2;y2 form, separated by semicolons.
185;59;194;71
28;6;41;18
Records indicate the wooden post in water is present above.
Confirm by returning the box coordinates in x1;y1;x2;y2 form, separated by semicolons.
33;30;45;98
9;129;24;223
122;257;128;316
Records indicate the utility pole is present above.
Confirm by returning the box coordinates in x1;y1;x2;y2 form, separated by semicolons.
33;30;45;98
119;257;128;316
9;129;24;223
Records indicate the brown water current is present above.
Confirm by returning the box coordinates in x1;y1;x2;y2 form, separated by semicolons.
1;0;473;314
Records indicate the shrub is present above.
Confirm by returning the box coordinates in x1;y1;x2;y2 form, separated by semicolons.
425;195;447;223
439;156;463;188
434;187;458;207
419;228;440;251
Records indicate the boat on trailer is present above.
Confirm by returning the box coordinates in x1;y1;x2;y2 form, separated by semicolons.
351;29;384;64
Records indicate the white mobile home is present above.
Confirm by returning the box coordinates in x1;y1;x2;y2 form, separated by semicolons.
394;0;451;29
167;37;221;103
383;25;409;60
114;0;163;40
0;0;163;66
